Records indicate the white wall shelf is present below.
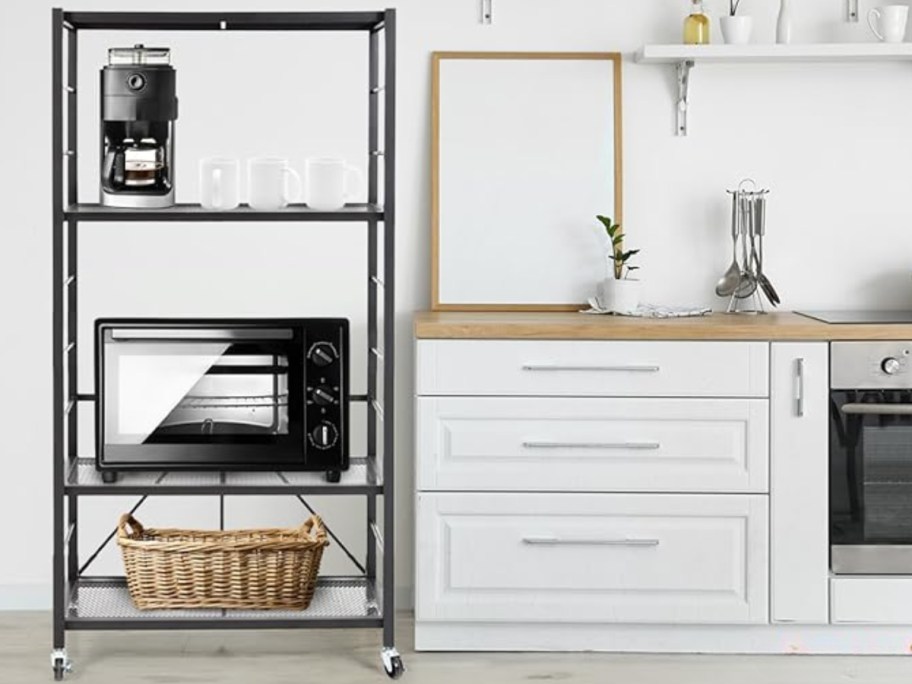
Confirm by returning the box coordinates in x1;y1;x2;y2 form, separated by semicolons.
634;43;912;135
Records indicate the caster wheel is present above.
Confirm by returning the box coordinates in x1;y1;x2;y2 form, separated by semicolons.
381;650;405;680
325;470;341;483
51;656;72;681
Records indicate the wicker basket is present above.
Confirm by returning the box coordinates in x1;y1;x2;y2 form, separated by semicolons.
117;513;329;611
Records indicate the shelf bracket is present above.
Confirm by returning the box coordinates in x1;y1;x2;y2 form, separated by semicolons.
676;60;694;136
847;0;859;22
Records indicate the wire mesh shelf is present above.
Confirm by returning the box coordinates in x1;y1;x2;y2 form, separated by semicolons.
66;458;382;495
67;577;382;629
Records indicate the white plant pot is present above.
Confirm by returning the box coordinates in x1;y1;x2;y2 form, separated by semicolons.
720;15;753;44
598;278;641;315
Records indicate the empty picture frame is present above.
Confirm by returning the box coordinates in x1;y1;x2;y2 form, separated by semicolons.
431;52;623;311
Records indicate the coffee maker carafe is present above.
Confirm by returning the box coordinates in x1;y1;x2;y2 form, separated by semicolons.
100;45;177;208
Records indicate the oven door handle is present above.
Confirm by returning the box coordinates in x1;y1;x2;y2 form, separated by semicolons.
840;403;912;416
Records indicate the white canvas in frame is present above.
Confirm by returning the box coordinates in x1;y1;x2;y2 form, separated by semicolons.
432;52;623;311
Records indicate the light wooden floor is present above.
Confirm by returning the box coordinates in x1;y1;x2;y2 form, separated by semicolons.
4;612;912;684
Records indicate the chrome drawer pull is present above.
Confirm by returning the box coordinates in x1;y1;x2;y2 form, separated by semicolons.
521;364;660;373
841;403;912;416
522;536;660;547
522;441;660;450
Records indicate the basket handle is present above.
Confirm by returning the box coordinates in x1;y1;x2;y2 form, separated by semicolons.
299;515;328;545
118;513;145;540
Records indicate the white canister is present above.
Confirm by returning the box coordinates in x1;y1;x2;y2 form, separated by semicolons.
199;157;240;211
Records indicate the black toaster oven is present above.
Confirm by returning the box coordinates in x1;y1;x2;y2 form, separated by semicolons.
95;318;349;483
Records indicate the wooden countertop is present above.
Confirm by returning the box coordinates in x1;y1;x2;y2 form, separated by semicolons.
414;311;912;341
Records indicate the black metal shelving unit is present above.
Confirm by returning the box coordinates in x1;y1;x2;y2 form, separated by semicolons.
50;9;399;680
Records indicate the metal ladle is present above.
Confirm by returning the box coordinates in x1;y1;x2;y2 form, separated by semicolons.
714;192;742;297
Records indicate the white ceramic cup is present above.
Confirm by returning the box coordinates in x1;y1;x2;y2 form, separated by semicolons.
305;158;363;211
199;157;240;211
247;157;302;210
868;5;909;43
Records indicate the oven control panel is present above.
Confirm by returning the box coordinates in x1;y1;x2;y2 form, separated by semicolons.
832;342;912;390
304;320;349;468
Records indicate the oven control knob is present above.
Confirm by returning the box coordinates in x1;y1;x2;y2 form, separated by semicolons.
312;386;335;406
882;357;902;375
309;342;338;368
310;421;338;450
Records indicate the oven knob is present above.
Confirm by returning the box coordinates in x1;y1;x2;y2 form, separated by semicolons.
882;357;902;375
312;386;335;406
309;342;338;368
310;421;338;450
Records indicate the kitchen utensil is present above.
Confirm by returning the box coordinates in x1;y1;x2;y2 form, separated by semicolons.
735;196;757;299
715;193;742;297
305;158;364;211
753;196;781;306
868;5;909;43
199;157;240;211
248;157;302;210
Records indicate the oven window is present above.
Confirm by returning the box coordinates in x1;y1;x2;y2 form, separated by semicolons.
831;390;912;546
104;340;290;445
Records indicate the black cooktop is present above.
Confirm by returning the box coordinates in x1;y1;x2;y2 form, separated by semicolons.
797;311;912;324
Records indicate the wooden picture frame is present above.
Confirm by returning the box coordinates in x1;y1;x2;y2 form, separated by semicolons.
431;51;624;312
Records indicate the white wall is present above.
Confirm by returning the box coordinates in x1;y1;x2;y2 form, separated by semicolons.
2;0;912;609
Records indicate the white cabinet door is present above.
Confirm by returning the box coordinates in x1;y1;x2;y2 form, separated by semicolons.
416;340;770;398
770;342;829;624
416;493;769;624
417;397;769;493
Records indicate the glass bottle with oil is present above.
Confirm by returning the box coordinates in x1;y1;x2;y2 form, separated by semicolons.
684;0;710;44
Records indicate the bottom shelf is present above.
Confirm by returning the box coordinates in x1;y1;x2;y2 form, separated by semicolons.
66;577;382;630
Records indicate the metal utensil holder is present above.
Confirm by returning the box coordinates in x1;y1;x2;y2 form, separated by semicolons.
723;182;774;314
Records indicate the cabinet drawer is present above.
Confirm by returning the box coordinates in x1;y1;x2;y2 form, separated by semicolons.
416;340;769;398
416;493;769;624
417;397;768;493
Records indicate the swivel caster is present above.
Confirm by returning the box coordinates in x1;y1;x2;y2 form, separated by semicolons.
325;470;341;483
51;650;72;681
381;647;405;680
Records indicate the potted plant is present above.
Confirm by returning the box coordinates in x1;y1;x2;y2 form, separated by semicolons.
596;215;641;314
720;0;753;44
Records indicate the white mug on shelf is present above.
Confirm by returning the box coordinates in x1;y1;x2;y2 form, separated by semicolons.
868;5;909;43
199;157;240;211
305;158;363;211
247;157;302;210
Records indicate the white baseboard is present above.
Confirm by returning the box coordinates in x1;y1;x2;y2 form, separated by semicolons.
0;584;51;611
0;584;414;613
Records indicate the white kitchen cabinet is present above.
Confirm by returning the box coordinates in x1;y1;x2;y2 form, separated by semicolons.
417;340;769;398
417;397;769;493
770;342;829;624
416;492;769;624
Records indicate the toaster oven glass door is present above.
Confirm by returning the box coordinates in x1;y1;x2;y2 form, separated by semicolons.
100;326;304;466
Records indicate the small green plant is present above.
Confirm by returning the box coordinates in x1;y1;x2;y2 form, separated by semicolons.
597;215;639;280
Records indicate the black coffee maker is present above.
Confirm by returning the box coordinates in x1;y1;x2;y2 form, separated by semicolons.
100;45;178;208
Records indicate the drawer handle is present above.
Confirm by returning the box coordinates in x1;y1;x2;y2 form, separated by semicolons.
522;536;660;547
521;364;660;373
522;441;661;450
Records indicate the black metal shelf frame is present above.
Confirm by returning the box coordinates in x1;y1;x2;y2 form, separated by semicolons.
51;8;397;680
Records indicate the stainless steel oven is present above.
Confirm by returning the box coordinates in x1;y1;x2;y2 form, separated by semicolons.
95;318;348;483
830;341;912;574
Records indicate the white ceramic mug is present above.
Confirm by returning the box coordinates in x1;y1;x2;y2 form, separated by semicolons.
199;157;240;211
247;157;302;210
868;5;909;43
305;158;363;211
